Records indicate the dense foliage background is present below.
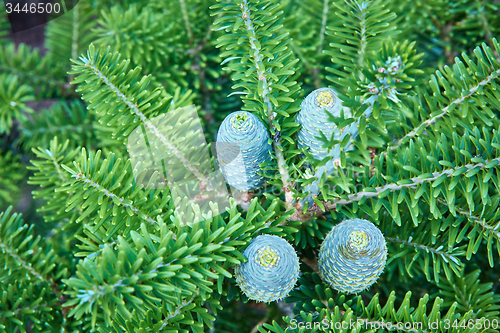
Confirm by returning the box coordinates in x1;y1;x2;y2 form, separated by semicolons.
1;0;500;332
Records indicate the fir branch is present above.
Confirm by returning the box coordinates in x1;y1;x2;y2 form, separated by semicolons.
0;281;63;332
477;0;494;47
0;207;67;290
435;196;500;266
0;150;26;205
59;148;168;243
386;237;461;266
0;11;9;44
3;2;500;332
437;198;500;242
325;0;398;85
290;135;500;224
297;0;402;212
286;279;476;333
71;2;80;62
325;157;500;209
299;100;374;209
93;4;179;78
294;124;500;227
72;45;204;180
50;151;69;183
0;43;67;98
357;3;367;74
240;0;276;123
22;123;94;137
45;0;97;74
73;172;158;225
393;67;500;150
64;215;245;328
179;0;194;42
10;303;51;317
159;293;197;330
0;239;47;283
0;63;65;86
0;73;34;134
437;269;500;320
20;100;96;150
213;0;300;202
317;0;329;54
28;138;83;224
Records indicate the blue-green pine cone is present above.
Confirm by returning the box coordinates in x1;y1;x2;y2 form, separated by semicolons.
296;87;352;160
235;234;300;303
318;218;387;294
216;111;271;191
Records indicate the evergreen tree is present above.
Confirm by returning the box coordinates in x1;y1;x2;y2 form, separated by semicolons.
1;0;500;332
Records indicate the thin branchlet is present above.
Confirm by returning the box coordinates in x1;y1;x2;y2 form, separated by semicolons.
392;68;500;150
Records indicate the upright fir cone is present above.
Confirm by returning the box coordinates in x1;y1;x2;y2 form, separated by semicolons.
216;111;271;191
296;87;352;160
235;235;300;303
318;218;387;294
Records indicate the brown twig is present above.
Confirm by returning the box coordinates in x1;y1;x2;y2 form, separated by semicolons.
300;256;319;273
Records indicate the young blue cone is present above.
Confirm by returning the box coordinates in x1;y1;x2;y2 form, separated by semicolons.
318;218;387;294
235;235;300;303
216;111;271;191
296;87;352;161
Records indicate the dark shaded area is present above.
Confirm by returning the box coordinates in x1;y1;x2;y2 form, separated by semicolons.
5;0;79;33
6;1;47;53
2;10;48;218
